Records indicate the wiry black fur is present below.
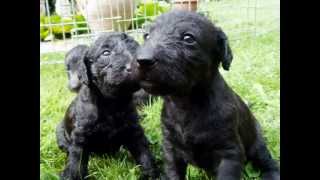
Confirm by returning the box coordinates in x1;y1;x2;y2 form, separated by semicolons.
56;32;159;180
136;10;279;180
64;43;154;107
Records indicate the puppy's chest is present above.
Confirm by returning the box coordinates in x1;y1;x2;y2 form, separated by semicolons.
165;110;211;146
164;105;226;167
88;111;133;138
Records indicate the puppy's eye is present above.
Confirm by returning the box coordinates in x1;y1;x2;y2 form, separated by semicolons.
143;33;150;40
102;50;111;56
183;34;195;44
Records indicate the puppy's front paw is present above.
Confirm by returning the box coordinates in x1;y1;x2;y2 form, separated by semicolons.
60;170;71;180
159;174;168;180
262;171;280;180
60;169;85;180
139;170;161;180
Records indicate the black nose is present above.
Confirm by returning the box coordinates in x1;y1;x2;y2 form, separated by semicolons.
137;58;156;66
136;47;156;67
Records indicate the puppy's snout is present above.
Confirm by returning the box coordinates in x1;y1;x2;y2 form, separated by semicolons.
136;48;156;67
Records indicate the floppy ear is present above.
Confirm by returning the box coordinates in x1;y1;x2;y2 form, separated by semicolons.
77;48;90;85
78;58;89;85
216;28;233;71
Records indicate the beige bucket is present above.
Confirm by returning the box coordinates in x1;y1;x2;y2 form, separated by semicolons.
76;0;135;33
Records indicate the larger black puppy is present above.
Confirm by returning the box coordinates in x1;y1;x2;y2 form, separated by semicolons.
136;11;279;180
56;32;158;180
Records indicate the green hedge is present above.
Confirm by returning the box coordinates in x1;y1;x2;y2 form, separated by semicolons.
131;0;170;29
40;14;88;41
40;1;171;40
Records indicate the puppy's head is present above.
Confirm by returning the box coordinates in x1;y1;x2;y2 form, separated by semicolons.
136;10;233;96
65;45;89;92
81;32;140;97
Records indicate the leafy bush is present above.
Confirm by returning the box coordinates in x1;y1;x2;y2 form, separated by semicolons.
51;16;73;39
40;16;49;41
73;15;88;34
40;14;88;41
132;0;170;29
40;26;49;41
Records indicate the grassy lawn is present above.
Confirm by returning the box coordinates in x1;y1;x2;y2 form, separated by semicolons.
40;0;279;179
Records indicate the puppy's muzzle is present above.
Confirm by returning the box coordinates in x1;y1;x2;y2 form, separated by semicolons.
136;48;156;67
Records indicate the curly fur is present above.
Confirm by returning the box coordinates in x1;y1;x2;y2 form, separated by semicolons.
56;32;159;180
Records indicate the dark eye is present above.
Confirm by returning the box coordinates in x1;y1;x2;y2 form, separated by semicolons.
143;33;150;40
183;33;195;44
102;50;111;56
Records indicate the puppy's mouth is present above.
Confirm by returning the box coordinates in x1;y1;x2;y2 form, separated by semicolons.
140;79;172;96
140;80;159;94
140;79;154;88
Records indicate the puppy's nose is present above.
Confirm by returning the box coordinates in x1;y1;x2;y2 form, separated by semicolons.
137;47;156;67
137;58;155;66
125;63;132;72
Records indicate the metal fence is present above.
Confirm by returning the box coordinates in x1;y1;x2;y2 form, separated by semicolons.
40;0;279;54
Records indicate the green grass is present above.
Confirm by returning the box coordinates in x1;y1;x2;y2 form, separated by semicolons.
40;0;279;179
40;52;65;62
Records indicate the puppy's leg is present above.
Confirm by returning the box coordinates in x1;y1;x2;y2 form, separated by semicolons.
162;129;187;180
216;143;245;180
56;121;70;152
125;125;159;180
248;125;280;180
61;130;89;180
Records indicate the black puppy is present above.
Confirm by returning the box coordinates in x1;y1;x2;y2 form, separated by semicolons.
64;44;154;107
136;10;279;180
56;32;159;180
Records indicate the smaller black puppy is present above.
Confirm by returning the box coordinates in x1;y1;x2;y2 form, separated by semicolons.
64;44;154;106
56;32;159;180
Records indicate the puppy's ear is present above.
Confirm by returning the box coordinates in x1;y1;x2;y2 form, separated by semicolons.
216;28;233;71
77;49;90;85
78;59;89;85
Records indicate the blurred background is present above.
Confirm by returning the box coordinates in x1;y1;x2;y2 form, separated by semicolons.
40;0;279;54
